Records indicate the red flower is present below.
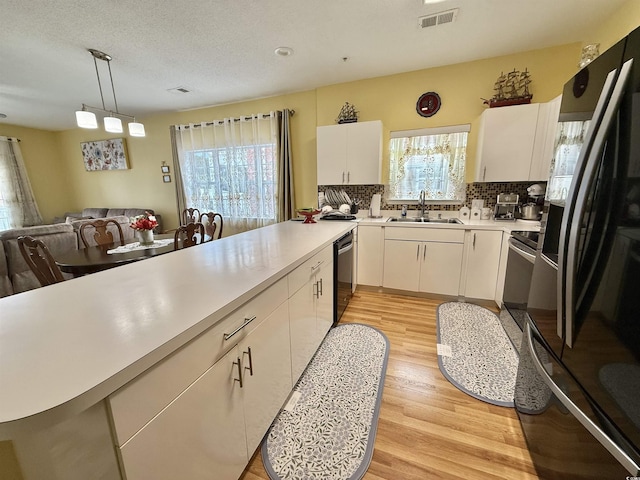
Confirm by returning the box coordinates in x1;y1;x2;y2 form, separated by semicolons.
130;212;158;231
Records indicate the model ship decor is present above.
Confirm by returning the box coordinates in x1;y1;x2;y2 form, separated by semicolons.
482;68;533;108
336;102;359;123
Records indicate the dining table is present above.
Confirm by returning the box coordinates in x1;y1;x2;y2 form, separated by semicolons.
55;234;178;277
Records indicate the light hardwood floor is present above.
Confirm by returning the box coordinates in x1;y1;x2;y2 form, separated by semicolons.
240;288;540;480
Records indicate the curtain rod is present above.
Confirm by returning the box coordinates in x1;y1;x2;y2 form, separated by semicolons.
178;109;295;130
0;136;20;143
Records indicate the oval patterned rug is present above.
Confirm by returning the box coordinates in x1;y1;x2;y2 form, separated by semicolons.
261;323;389;480
436;302;519;407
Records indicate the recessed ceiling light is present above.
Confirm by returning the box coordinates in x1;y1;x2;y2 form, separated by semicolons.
422;0;447;4
274;47;294;57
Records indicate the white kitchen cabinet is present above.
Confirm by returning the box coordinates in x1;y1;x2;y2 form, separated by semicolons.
238;301;292;457
288;245;334;383
119;347;248;480
317;120;382;185
461;230;504;300
475;99;561;183
382;227;464;296
475;103;540;182
530;95;562;181
357;225;384;286
111;279;291;480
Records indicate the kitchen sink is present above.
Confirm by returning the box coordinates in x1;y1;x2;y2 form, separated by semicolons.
387;217;462;224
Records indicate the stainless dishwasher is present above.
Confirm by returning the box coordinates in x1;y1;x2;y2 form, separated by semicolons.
334;230;354;325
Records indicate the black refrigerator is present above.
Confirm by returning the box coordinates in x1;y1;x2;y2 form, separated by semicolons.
515;26;640;478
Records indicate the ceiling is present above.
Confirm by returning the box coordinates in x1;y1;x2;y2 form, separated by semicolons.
0;0;629;131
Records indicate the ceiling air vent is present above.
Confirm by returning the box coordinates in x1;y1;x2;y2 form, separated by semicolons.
418;8;459;29
167;86;193;94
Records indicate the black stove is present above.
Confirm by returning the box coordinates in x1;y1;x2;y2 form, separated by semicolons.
510;230;539;250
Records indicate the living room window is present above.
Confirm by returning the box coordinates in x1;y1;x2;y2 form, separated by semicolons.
387;125;469;204
172;111;297;235
180;143;277;221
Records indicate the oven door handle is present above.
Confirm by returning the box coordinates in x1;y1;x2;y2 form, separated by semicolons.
508;237;536;264
337;242;353;255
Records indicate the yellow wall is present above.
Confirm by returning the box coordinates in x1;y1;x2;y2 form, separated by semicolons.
7;3;640;230
316;43;582;184
0;124;72;222
589;0;640;51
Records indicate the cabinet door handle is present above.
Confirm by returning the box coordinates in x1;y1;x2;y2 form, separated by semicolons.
311;260;323;272
342;172;345;183
483;166;486;181
243;347;253;376
347;171;350;183
233;357;243;388
473;233;476;249
318;277;323;296
423;244;426;260
223;316;257;341
313;281;319;299
416;244;420;261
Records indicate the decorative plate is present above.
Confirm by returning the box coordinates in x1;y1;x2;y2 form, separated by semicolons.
416;91;441;118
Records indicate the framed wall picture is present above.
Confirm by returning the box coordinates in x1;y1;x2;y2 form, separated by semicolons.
161;165;170;173
163;175;171;183
80;138;128;171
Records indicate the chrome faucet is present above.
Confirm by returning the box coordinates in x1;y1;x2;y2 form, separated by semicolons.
419;190;427;218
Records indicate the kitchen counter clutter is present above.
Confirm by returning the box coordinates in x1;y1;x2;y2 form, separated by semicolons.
0;220;354;480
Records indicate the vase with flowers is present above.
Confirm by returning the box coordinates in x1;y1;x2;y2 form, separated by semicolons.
130;212;158;246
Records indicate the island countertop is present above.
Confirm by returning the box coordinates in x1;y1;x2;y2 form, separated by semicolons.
0;220;354;437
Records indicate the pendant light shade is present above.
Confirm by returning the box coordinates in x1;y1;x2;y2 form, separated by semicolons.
75;49;145;137
128;122;146;137
75;110;98;129
104;116;123;133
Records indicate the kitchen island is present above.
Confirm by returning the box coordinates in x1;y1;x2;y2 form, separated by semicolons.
0;220;354;480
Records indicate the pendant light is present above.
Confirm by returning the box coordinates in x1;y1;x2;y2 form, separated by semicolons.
75;49;146;137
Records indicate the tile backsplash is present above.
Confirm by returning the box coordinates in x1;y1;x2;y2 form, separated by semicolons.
318;182;545;212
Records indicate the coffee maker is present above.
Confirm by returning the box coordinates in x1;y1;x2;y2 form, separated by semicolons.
494;193;519;221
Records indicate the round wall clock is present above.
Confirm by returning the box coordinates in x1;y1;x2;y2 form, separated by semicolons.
416;91;441;118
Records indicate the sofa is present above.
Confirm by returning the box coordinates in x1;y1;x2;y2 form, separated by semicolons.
0;208;163;297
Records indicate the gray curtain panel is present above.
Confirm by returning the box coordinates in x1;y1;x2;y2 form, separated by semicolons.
277;109;296;221
169;126;187;231
0;137;42;228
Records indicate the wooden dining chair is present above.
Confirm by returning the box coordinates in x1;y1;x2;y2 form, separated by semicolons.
173;222;206;250
181;208;201;225
79;219;125;248
17;236;66;287
199;212;223;241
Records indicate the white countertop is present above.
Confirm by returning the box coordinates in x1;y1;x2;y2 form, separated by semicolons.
355;210;540;232
0;221;354;437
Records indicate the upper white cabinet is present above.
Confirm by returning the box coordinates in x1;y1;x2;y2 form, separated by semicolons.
475;98;561;182
317;120;383;185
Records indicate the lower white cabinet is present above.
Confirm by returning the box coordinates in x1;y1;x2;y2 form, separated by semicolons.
239;301;292;456
382;227;464;296
110;275;299;480
119;346;248;480
461;230;503;300
357;225;384;286
288;245;334;383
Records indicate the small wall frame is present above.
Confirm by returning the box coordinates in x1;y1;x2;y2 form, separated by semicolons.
163;175;171;183
161;165;170;173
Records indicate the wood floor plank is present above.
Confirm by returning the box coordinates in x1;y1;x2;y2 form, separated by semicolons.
239;288;540;480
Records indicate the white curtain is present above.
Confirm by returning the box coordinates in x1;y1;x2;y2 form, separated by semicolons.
388;131;467;202
0;137;42;230
546;120;590;201
174;113;279;237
